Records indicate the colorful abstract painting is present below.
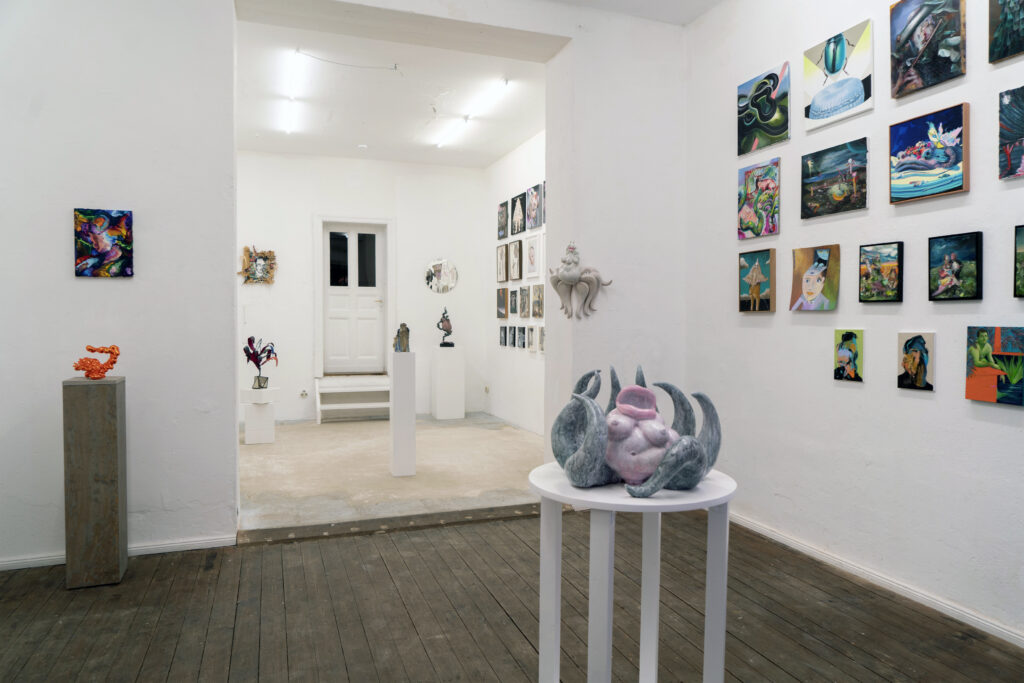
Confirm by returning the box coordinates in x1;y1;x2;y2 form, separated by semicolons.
890;0;965;98
890;104;969;203
859;242;903;302
834;330;864;382
801;138;867;218
929;232;982;301
738;248;775;312
898;332;934;391
803;20;873;130
737;62;790;155
74;209;133;277
738;158;780;239
990;0;1024;63
966;326;1024;406
1016;225;1024;297
999;86;1024;179
790;244;840;311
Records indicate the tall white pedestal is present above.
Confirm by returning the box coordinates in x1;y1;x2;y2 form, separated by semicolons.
241;388;279;445
431;346;465;420
390;351;416;476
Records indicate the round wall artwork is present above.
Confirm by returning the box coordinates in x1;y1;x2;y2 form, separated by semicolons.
425;259;458;293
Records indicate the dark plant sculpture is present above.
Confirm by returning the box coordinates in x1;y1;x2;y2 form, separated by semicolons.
551;367;721;498
243;336;278;388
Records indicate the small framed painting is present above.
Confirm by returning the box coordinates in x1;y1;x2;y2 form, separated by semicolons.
520;286;530;318
525;236;542;278
898;332;934;391
801;138;867;218
510;192;527;235
74;208;134;278
859;242;903;302
527;183;543;229
517;326;526;348
528;326;536;352
531;284;544;318
803;20;873;130
1015;226;1024;298
737;62;790;155
509;290;518;315
238;245;276;285
497;244;508;283
966;327;1024;406
509;239;523;280
539;327;545;353
991;0;1024;63
508;326;517;347
791;244;840;311
497;288;508;318
497;201;508;239
834;330;864;382
738;158;780;239
999;86;1024;180
739;248;775;312
890;0;965;98
928;232;982;301
499;326;507;347
890;103;969;204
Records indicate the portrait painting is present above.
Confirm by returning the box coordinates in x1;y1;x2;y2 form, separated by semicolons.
499;326;507;347
898;332;934;391
859;242;903;302
738;248;775;312
509;326;517;347
1015;225;1024;297
890;0;965;98
238;245;276;285
520;286;530;318
497;288;508;319
990;0;1024;63
528;326;536;352
890;104;969;203
801;138;867;218
527;183;544;229
790;244;840;311
509;289;518;315
929;231;982;301
834;330;864;382
497;201;508;239
517;326;526;349
532;284;544;318
998;86;1024;179
74;208;133;278
737;62;790;155
509;239;523;280
525;236;542;277
510;192;527;235
738;157;780;239
803;20;873;130
497;244;508;283
966;326;1024;406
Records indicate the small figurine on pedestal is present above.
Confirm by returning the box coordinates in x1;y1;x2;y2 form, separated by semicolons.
393;323;410;352
436;308;454;347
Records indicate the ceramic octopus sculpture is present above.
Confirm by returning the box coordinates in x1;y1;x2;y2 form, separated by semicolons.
551;367;721;498
549;243;612;318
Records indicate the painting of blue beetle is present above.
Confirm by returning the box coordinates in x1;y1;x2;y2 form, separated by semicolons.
803;19;873;131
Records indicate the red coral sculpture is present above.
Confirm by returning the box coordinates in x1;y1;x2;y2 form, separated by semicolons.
74;345;121;380
243;336;278;377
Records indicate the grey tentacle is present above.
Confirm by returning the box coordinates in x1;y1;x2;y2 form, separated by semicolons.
572;369;601;398
558;394;617;487
606;366;622;414
635;366;647;387
654;382;696;436
625;435;707;497
692;393;721;470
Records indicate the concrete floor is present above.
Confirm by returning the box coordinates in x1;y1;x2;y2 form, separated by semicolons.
239;413;545;531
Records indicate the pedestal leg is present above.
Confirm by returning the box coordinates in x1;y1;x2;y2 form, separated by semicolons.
588;509;615;683
538;497;563;683
639;511;661;683
703;503;730;683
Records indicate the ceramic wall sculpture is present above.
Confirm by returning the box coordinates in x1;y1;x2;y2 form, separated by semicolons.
551;367;721;498
549;243;612;319
436;308;454;347
393;323;410;352
74;345;121;380
243;336;278;389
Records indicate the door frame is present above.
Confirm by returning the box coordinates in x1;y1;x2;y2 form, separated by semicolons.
312;215;397;378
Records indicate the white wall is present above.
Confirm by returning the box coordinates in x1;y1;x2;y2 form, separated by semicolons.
685;0;1024;642
0;0;238;568
237;152;488;418
484;131;546;432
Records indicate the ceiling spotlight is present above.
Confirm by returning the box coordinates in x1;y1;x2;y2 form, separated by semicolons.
432;78;509;148
283;99;299;135
435;117;469;148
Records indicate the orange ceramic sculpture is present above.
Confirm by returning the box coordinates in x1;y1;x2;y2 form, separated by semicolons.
74;345;120;380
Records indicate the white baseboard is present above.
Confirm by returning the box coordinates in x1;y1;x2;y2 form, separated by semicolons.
730;512;1024;650
0;534;237;572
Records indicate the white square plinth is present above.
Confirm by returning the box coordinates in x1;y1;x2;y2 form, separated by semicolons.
431;346;465;420
390;352;416;476
241;388;279;444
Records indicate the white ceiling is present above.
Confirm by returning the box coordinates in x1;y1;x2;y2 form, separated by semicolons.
544;0;721;26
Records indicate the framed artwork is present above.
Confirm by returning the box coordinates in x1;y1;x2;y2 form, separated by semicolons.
74;208;133;277
834;330;864;382
542;181;546;224
803;20;873;130
990;0;1024;63
238;245;276;285
528;326;536;352
928;231;982;301
890;0;965;98
509;290;518;315
1016;226;1024;297
509;326;517;347
527;183;544;229
509;239;523;280
889;103;969;204
966;327;1024;405
532;284;544;318
497;288;508;319
790;244;840;311
520;286;530;318
859;241;903;302
738;157;780;239
517;326;526;349
801;138;867;218
496;244;508;283
499;326;507;347
525;236;542;278
498;201;509;239
999;86;1024;180
737;62;790;155
539;327;545;353
510;192;527;235
897;332;934;391
739;248;775;312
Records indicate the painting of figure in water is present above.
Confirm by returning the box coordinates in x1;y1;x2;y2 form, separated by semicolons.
890;0;965;98
890;103;969;203
860;242;903;302
966;326;1024;406
738;158;780;239
804;20;873;130
929;232;982;301
790;244;840;311
737;62;790;155
898;332;934;391
802;138;867;218
999;86;1024;180
739;248;775;312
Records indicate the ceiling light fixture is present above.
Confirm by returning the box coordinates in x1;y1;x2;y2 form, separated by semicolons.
434;78;509;148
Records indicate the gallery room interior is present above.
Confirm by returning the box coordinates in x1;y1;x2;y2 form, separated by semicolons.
3;0;1024;680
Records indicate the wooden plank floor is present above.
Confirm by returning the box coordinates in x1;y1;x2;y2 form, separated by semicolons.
2;511;1023;682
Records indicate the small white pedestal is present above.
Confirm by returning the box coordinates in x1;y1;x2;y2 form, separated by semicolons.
240;388;279;445
431;346;465;420
390;351;416;477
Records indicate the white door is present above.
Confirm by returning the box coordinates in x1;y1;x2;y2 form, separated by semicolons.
324;223;386;374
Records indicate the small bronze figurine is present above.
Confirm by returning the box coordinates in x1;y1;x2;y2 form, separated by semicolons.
436;308;454;347
393;323;410;352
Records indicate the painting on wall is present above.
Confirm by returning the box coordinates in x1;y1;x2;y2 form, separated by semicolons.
834;330;864;382
889;104;968;203
238;245;276;285
517;326;526;349
738;248;775;312
990;0;1024;63
497;244;508;283
966;326;1024;406
998;85;1024;179
509;239;523;280
801;138;867;218
498;201;508;239
527;183;544;229
898;332;934;391
737;62;790;155
543;181;546;224
499;326;507;347
532;284;544;317
859;241;903;302
75;209;133;277
509;289;518;315
525;235;542;277
790;244;840;311
509;326;517;347
929;231;982;301
497;288;508;319
520;286;530;318
528;326;536;352
510;192;527;235
890;0;965;98
1016;225;1024;297
738;157;780;239
803;20;873;130
539;327;545;353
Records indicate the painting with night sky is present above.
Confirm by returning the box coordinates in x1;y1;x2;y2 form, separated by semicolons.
74;209;133;277
889;103;969;204
737;62;790;155
929;231;982;301
999;86;1024;179
801;138;867;218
